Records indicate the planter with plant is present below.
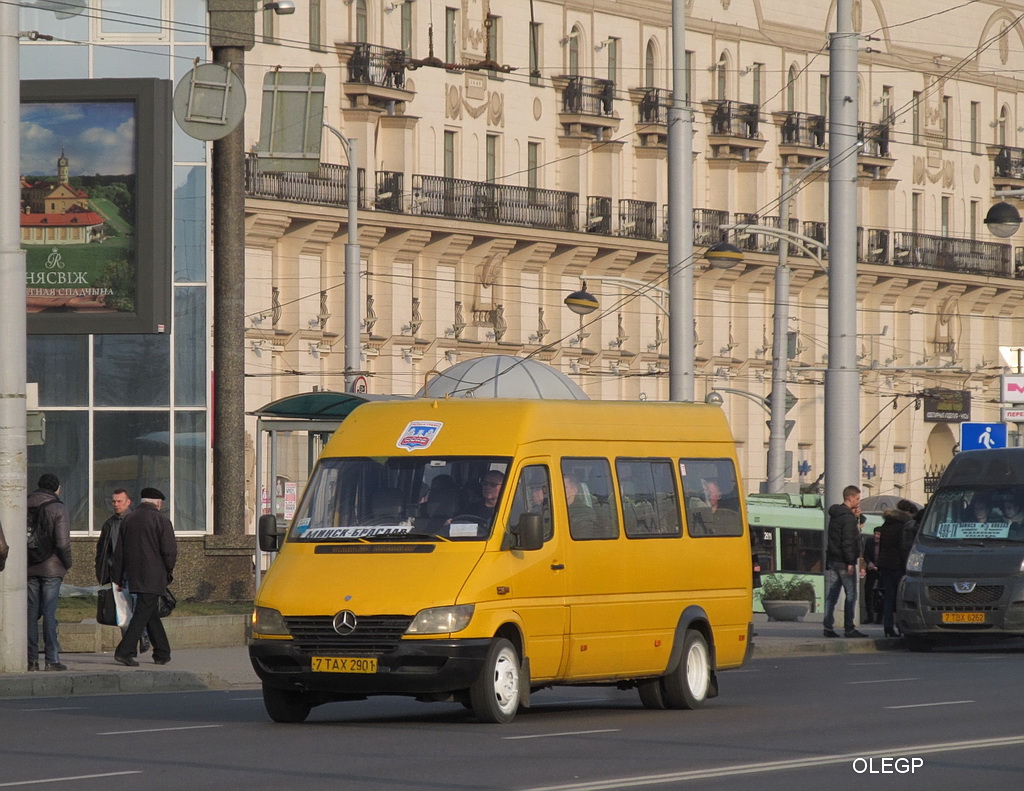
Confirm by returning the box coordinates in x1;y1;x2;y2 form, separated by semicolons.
758;573;816;621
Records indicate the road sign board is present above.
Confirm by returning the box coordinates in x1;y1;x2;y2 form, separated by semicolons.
1002;408;1024;423
1001;374;1024;403
960;422;1008;451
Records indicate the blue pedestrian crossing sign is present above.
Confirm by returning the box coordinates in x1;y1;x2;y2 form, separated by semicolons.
960;422;1008;451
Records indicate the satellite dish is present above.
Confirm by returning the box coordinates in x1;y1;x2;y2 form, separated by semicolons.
173;62;246;142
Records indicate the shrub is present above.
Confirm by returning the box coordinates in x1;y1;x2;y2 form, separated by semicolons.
759;573;815;605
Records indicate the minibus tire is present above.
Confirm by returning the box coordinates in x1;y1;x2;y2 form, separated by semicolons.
637;678;668;709
469;638;521;724
663;630;710;710
262;685;312;723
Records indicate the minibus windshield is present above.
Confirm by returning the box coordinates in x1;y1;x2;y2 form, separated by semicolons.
920;485;1024;542
288;456;511;542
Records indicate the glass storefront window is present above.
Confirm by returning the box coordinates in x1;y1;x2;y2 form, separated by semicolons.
173;0;207;42
174;166;207;281
175;411;206;531
29;411;89;532
94;334;171;407
28;336;89;407
21;45;89;79
93;411;171;528
174;287;206;405
93;45;170;78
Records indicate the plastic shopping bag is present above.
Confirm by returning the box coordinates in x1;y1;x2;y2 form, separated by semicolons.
113;587;133;628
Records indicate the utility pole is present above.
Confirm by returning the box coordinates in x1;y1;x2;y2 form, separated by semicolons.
826;0;862;613
767;168;791;493
0;0;29;672
208;1;255;540
668;0;695;402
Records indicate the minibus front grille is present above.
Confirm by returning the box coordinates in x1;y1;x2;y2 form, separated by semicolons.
285;615;414;654
926;585;1003;605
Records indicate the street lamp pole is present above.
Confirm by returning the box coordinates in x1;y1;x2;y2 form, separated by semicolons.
323;123;361;392
668;0;695;402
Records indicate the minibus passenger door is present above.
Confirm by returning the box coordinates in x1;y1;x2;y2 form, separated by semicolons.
496;462;569;680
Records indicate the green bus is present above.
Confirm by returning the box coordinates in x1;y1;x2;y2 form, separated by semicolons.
748;492;882;613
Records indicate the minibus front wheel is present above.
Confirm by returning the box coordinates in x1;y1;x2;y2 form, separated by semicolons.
664;630;710;710
470;637;521;724
262;684;312;724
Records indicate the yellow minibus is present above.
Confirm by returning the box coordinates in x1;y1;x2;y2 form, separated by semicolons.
250;399;753;723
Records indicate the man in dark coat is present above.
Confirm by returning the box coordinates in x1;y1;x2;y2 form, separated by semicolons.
95;489;149;655
822;484;868;639
877;507;914;637
112;487;177;667
27;473;73;671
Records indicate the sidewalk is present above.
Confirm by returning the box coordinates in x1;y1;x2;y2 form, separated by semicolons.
0;613;901;699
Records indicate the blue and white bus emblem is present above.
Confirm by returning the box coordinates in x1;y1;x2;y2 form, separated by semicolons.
397;420;443;451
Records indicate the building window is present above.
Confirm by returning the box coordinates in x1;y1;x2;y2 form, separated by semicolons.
685;50;694;105
941;196;950;237
880;86;893;122
912;91;921;144
606;37;618;84
262;5;277;44
970;200;978;240
911;192;921;234
970;101;980;154
998;106;1009;147
943;96;952;148
309;0;323;52
568;28;580;75
819;75;829;117
444;130;456;179
485;134;498;183
401;0;414;56
527;141;540;190
786;64;798;111
716;53;727;100
486;14;501;65
529;22;541;85
751;63;763;107
356;0;368;43
98;0;167;40
645;40;656;88
445;7;457;64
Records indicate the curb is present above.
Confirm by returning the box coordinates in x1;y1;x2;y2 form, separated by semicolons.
0;669;231;700
752;636;903;659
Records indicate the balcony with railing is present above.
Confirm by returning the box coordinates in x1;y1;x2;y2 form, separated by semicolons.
411;175;578;232
857;121;894;177
693;208;729;246
892;232;1012;277
992;146;1024;189
703;100;765;160
245;154;366;208
339;42;413;109
618;199;658;240
631;87;668;147
586;196;612;234
374;170;403;212
553;75;620;137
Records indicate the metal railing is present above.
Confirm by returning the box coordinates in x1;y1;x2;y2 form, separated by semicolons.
638;87;666;124
891;231;1012;277
734;212;761;251
347;43;406;89
858;121;891;158
708;100;760;138
618;199;658;239
586;196;611;234
560;75;616;116
374;170;403;212
411;174;578;231
244;155;365;207
694;208;729;246
994;146;1024;180
779;112;826;148
862;229;890;264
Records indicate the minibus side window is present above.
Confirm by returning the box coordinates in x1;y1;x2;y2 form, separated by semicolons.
679;458;744;537
505;465;553;543
561;458;619;540
616;459;681;538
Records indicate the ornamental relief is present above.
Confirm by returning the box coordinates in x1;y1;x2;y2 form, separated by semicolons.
912;156;955;189
445;84;505;126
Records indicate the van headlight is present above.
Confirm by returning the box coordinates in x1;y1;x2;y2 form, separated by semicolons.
906;549;924;574
252;606;291;637
406;605;475;635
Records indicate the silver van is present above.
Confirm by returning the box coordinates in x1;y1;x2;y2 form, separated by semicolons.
898;448;1024;651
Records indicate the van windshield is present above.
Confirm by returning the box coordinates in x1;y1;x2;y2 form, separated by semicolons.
920;486;1024;542
288;456;511;543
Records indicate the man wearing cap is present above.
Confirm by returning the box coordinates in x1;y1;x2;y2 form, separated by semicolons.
112;487;177;667
27;473;73;671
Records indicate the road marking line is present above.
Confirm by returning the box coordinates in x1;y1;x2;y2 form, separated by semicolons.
505;729;620;741
0;771;142;787
98;724;224;736
847;677;919;684
519;734;1024;790
229;696;264;701
20;707;86;712
886;700;974;710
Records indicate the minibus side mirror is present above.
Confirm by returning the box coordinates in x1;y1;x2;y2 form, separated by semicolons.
516;513;544;551
258;514;284;552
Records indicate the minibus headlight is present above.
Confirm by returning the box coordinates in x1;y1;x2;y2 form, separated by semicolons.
906;549;924;574
406;605;475;635
252;606;291;637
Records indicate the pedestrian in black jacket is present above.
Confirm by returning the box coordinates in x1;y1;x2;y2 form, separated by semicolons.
823;484;868;638
27;473;73;671
95;489;149;655
112;487;176;667
877;507;914;637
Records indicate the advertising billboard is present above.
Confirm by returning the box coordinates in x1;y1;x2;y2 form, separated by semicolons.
21;79;172;334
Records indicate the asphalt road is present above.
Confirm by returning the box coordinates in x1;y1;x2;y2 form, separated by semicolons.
2;646;1023;790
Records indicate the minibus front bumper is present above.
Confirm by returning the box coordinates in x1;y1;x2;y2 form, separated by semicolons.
897;575;1024;638
249;637;493;697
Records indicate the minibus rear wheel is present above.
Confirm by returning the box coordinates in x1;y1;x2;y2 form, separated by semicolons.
262;685;312;723
470;637;521;724
663;630;710;710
